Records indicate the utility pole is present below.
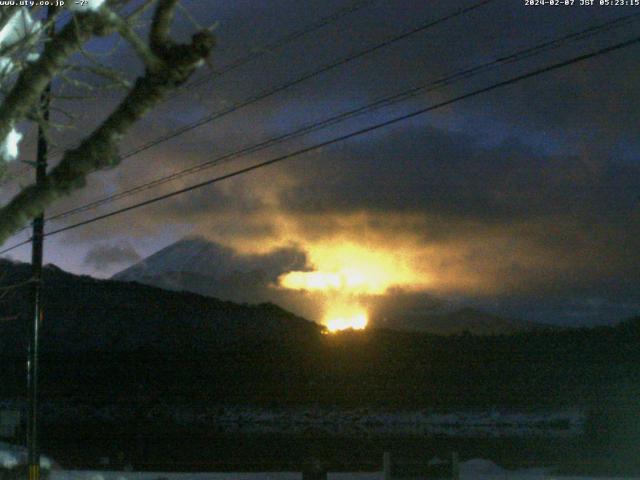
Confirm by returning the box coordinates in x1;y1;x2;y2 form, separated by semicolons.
26;85;47;480
27;7;55;480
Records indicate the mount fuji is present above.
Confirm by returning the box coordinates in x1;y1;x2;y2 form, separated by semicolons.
113;236;549;335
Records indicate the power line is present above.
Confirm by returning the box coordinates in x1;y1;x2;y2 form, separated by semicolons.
2;0;498;230
40;11;640;224
0;238;30;255
45;0;482;162
4;0;377;177
168;0;378;98
0;0;499;255
108;0;497;162
21;34;640;244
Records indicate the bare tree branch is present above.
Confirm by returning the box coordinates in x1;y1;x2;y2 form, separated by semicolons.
68;63;133;89
0;1;214;243
149;0;177;55
110;10;162;71
0;12;116;149
0;6;21;34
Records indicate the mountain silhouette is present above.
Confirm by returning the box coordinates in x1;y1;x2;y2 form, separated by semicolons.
114;236;547;335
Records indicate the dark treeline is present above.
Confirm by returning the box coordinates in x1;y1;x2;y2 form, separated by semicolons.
0;258;639;409
1;259;640;473
3;324;637;408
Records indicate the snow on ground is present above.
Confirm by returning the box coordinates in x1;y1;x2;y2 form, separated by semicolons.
4;435;637;480
165;406;585;438
0;447;625;480
0;400;585;438
0;441;53;469
48;467;640;480
52;473;301;480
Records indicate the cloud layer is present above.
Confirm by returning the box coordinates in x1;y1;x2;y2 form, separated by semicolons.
3;0;639;325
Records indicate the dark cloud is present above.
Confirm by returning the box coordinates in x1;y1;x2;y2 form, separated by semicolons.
84;242;141;272
279;123;639;221
5;0;638;326
67;117;638;325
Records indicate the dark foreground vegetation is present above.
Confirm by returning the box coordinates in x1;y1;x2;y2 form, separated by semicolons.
1;259;639;474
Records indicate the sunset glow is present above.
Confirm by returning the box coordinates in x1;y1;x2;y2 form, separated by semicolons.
278;242;428;295
280;269;369;292
324;307;368;332
276;242;429;331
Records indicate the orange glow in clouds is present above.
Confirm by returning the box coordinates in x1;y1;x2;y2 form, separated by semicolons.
279;242;426;295
278;242;428;332
324;305;368;333
281;270;368;292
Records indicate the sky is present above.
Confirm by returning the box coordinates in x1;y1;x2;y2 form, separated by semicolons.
1;0;639;327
